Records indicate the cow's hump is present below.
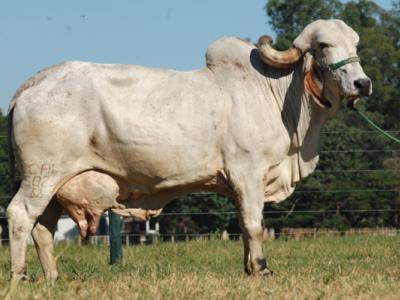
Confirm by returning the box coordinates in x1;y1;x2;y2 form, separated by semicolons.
205;37;255;71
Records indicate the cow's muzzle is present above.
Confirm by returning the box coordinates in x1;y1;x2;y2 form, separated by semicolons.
354;78;372;96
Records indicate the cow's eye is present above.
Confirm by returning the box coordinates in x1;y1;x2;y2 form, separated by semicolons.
318;42;329;49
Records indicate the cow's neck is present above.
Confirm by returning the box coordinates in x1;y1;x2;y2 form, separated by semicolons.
261;60;329;201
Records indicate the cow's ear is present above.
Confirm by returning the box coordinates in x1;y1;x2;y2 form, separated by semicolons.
304;58;331;108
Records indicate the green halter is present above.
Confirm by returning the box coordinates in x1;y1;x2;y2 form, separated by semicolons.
328;56;360;71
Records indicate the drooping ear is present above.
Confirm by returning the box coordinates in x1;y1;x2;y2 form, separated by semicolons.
293;20;324;53
304;56;331;108
293;31;313;53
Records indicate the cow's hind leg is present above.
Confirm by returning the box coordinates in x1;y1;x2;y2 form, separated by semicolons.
227;164;273;276
7;177;64;281
31;200;63;280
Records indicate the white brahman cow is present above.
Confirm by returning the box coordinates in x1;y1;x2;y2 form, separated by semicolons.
7;19;371;280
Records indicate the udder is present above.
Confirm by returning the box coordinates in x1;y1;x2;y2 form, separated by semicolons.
55;171;120;237
55;171;162;238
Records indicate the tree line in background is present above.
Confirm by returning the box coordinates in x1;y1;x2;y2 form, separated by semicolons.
0;0;399;236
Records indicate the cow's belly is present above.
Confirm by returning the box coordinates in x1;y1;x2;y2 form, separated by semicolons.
103;140;222;189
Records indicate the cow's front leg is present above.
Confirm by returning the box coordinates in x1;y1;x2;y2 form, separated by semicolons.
228;166;272;276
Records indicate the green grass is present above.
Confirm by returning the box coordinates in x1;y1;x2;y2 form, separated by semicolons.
1;236;400;299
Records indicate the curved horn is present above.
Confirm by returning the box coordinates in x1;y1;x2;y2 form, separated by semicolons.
257;35;303;68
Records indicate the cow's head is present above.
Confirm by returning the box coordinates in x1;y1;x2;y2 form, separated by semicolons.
257;19;372;109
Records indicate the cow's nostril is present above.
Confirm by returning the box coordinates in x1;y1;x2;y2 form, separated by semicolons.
354;78;371;90
354;78;371;96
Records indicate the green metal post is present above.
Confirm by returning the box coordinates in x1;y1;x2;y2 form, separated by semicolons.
109;209;123;264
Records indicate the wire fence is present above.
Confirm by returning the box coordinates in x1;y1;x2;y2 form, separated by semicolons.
1;227;398;246
1;208;400;220
4;225;400;245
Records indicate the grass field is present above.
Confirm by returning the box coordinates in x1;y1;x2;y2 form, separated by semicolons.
1;235;400;299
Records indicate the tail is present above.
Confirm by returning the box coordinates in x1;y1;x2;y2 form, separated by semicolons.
7;108;16;198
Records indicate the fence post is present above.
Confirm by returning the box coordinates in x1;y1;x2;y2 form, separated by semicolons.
109;210;122;264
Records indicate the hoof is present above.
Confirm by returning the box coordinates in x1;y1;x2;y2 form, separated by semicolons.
11;273;30;282
44;271;59;282
245;258;274;276
260;267;274;276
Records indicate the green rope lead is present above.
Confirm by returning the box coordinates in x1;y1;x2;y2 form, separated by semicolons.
352;107;400;144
